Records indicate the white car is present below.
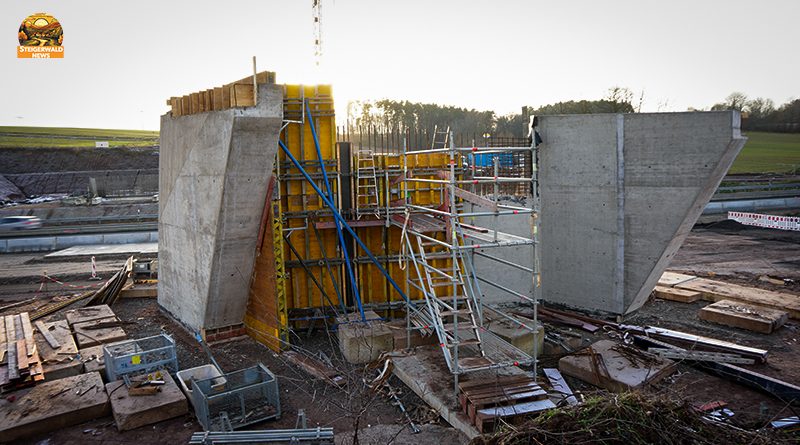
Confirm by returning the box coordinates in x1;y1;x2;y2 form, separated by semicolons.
0;216;42;231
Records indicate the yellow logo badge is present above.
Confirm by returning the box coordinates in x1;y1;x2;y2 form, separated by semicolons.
18;13;64;59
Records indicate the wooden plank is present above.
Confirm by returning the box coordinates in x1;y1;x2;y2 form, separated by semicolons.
21;313;34;356
213;87;223;110
16;339;28;372
34;320;60;349
222;86;231;109
453;187;498;211
658;271;698;287
475;398;556;433
190;93;200;114
699;299;788;334
232;84;255;107
468;388;547;422
653;285;702;303
5;315;16;370
6;341;18;380
676;278;800;319
0;316;5;364
459;374;532;392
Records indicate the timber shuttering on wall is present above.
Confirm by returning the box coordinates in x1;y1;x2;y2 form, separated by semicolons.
244;85;454;351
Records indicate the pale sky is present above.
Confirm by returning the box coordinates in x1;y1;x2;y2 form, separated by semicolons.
1;0;797;130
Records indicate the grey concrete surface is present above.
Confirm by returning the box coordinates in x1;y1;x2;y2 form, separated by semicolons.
538;111;746;315
158;83;282;333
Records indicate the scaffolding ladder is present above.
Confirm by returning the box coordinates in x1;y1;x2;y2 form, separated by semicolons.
405;231;489;373
355;149;380;218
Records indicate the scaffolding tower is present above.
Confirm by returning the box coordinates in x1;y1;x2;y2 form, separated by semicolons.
398;130;541;396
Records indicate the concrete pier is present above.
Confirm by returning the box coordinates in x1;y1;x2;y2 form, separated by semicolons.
158;83;283;335
538;111;746;315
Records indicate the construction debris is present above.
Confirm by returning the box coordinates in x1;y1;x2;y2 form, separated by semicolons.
558;340;675;392
35;320;81;381
543;368;578;406
470;392;791;445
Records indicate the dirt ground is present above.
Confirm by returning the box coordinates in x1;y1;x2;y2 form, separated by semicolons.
0;221;798;444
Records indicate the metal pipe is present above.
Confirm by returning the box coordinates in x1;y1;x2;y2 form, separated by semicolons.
476;275;535;303
473;251;533;272
278;140;411;305
283;235;340;316
305;101;364;320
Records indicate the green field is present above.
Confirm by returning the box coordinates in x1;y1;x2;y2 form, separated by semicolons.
0;126;159;148
731;131;800;174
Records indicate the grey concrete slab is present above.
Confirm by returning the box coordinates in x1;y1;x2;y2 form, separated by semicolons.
0;372;109;443
538;111;746;315
158;84;282;333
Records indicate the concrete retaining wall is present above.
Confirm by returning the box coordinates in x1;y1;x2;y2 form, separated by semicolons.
0;231;158;253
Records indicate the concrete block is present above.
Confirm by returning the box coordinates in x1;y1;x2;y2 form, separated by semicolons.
35;320;82;381
387;319;437;350
558;340;675;392
80;345;107;378
106;371;188;431
0;372;109;443
65;304;116;326
73;316;127;348
338;311;393;364
485;319;544;357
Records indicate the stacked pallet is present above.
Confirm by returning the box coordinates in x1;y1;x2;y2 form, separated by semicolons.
0;312;44;391
166;71;276;117
458;375;554;433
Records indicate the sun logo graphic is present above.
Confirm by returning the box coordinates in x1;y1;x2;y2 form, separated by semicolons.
17;12;64;58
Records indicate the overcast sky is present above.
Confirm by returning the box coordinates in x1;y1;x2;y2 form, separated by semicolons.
1;0;797;130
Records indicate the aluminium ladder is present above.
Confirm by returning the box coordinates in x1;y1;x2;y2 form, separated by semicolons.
355;149;380;219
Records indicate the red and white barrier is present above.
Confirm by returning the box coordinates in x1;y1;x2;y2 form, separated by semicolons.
728;211;800;231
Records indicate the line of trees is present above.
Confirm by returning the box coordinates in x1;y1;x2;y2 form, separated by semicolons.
345;88;799;138
706;93;800;133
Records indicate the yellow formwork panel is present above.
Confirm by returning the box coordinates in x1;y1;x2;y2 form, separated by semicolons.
280;85;342;312
276;86;459;316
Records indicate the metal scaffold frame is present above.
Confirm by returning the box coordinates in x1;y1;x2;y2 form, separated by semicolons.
397;128;541;397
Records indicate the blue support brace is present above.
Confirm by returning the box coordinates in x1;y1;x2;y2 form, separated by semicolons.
304;102;364;320
278;140;411;309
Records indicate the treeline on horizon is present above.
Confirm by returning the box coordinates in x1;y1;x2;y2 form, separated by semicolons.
345;88;800;138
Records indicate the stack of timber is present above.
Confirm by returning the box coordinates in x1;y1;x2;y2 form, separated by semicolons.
458;375;554;433
656;271;797;329
166;71;276;117
0;312;44;391
30;257;134;322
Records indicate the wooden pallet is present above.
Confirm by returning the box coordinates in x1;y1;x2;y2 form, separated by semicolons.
0;312;45;391
458;375;552;433
165;71;276;117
